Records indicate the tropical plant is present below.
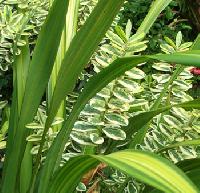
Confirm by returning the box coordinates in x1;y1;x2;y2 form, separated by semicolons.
1;0;200;193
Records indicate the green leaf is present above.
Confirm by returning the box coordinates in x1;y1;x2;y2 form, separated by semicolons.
186;169;200;189
48;156;99;193
150;169;200;192
125;19;132;39
158;138;200;153
2;0;70;192
49;150;199;193
103;127;126;140
136;0;172;35
90;133;104;144
105;113;128;126
126;99;200;148
176;158;200;173
149;50;200;66
38;1;125;192
176;31;183;48
45;0;125;131
0;101;7;109
125;67;145;80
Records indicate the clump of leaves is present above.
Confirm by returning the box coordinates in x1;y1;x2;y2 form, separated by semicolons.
138;32;200;163
0;0;49;72
71;20;147;149
118;0;193;53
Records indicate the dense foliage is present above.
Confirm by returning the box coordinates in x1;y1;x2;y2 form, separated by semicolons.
0;0;200;193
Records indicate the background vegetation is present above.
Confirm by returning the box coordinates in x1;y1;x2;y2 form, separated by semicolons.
0;0;200;193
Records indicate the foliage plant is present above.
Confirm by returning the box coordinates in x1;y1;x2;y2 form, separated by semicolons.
119;0;193;53
1;0;200;193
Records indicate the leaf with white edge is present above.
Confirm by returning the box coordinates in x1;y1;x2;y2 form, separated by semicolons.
152;62;172;72
0;141;6;149
70;132;93;145
160;43;175;54
51;117;64;126
108;98;129;111
76;182;87;192
103;127;126;140
118;79;143;92
173;79;191;91
73;121;98;132
26;123;44;129
106;31;124;46
128;33;146;45
179;69;193;80
0;101;7;109
127;41;148;53
113;88;134;102
101;44;121;56
89;97;106;112
126;19;132;39
88;115;104;126
179;42;193;51
81;104;100;116
26;134;41;142
97;87;111;98
90;133;104;144
105;113;128;126
176;31;182;48
164;36;176;49
152;74;170;84
129;99;148;110
171;107;190;121
95;55;109;68
163;115;182;129
125;67;145;79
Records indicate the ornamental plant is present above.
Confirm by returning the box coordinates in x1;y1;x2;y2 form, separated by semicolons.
1;0;200;193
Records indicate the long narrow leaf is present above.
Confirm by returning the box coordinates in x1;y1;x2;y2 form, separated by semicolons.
49;156;99;193
49;150;199;193
2;0;70;192
136;0;172;35
38;1;125;192
45;0;125;130
158;138;200;153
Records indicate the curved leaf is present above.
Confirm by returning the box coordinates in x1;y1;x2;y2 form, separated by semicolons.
158;138;200;153
38;1;125;192
49;156;99;193
49;150;199;193
137;0;172;35
2;0;70;192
